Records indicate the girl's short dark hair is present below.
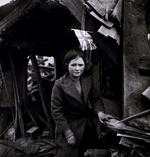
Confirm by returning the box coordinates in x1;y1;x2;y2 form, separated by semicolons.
63;47;86;72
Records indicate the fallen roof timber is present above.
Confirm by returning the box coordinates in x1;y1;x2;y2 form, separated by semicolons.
0;0;43;34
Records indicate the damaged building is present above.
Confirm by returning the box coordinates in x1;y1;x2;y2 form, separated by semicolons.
0;0;150;156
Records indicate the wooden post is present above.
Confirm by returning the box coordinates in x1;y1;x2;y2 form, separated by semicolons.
9;49;25;138
27;41;53;138
0;63;14;122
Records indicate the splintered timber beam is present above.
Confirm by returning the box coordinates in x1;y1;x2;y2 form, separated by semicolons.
9;49;25;138
27;41;51;133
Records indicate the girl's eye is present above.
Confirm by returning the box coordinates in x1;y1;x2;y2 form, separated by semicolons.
70;64;84;67
71;64;76;66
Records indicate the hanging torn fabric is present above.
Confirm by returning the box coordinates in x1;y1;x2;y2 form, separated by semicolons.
71;29;97;51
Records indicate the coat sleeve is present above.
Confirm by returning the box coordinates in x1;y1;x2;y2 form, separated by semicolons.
89;84;105;114
51;79;70;133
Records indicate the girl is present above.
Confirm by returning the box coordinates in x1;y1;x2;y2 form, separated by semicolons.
51;48;112;157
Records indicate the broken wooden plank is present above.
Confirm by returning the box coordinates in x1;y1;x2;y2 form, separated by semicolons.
86;0;118;18
119;137;144;148
114;109;150;125
13;82;18;141
86;0;105;18
97;25;120;45
111;0;123;25
104;118;150;140
27;110;37;126
90;11;114;28
0;140;25;153
42;139;56;147
117;133;150;143
26;126;39;139
32;108;51;130
0;123;13;138
0;139;40;155
1;146;11;157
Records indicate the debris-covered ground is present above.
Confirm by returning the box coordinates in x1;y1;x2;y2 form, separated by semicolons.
0;133;56;157
1;120;150;157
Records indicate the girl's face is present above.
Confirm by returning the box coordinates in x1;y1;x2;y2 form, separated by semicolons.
68;57;85;78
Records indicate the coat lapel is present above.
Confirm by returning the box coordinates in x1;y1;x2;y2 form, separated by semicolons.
81;75;92;105
60;75;83;105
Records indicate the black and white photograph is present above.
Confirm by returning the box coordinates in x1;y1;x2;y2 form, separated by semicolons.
0;0;150;157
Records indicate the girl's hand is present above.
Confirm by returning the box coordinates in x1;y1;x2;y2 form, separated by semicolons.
64;129;77;147
98;112;114;123
67;135;77;146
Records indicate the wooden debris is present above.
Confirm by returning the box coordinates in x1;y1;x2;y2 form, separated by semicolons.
105;5;109;20
117;133;150;143
27;110;37;126
42;139;56;147
0;139;26;153
32;108;51;130
41;131;50;138
118;138;149;157
90;11;114;28
0;138;56;156
26;126;39;139
0;123;13;138
111;0;123;25
104;118;150;140
86;0;105;17
9;50;25;138
142;86;150;100
119;137;144;148
4;125;15;141
1;146;11;157
84;149;111;157
38;144;55;153
114;109;150;124
97;25;120;45
86;0;118;18
13;82;18;141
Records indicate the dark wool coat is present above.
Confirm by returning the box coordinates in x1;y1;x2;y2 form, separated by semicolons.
51;74;104;157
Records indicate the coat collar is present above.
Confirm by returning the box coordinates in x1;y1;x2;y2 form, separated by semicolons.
60;74;92;105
